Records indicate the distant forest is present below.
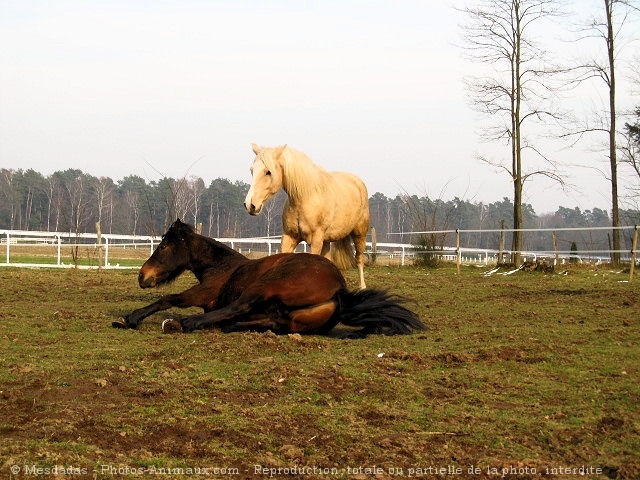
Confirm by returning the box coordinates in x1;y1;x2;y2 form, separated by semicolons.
1;168;639;253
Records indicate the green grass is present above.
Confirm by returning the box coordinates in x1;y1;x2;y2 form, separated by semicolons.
3;244;149;267
4;255;143;267
0;264;638;479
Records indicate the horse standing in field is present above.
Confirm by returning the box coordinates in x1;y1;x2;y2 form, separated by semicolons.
244;144;370;289
112;219;424;337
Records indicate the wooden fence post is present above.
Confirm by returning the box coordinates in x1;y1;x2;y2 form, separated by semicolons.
630;225;638;283
371;226;377;266
96;222;103;270
498;220;505;264
456;229;461;275
552;231;558;265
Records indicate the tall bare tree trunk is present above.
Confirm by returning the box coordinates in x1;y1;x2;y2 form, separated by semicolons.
460;0;564;267
512;0;523;265
605;0;621;265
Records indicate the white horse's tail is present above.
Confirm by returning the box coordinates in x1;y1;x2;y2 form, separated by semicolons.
331;237;357;270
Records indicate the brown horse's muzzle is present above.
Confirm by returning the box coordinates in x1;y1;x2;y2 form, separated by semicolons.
138;268;157;288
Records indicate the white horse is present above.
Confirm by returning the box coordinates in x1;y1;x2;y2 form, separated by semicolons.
244;144;369;289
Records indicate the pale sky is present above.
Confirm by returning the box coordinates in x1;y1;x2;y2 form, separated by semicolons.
1;0;638;214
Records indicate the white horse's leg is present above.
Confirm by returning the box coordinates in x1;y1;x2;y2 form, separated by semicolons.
353;234;367;289
320;241;331;259
280;233;299;253
307;233;328;257
356;263;365;289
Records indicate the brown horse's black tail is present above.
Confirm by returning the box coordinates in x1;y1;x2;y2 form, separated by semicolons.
334;289;426;337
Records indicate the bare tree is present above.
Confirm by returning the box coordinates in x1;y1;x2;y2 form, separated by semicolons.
94;177;115;233
58;171;93;265
190;176;206;226
63;172;93;234
173;177;193;222
46;175;63;232
123;189;140;235
565;0;639;264
459;0;566;264
401;193;457;267
0;169;17;229
622;52;640;200
622;105;640;200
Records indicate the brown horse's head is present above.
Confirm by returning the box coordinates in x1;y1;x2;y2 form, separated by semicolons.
138;219;192;288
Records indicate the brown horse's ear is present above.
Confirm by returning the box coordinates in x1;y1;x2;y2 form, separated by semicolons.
172;219;191;240
252;143;261;155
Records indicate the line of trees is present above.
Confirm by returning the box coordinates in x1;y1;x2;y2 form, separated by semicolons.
2;167;639;254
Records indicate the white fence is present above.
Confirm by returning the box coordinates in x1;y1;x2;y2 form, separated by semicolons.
1;225;637;271
0;229;415;269
0;230;158;269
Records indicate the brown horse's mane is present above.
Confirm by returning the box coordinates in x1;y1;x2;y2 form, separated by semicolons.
165;219;242;268
161;219;193;241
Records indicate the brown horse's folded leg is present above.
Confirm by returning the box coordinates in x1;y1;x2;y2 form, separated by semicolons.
167;298;259;333
115;289;209;330
289;300;338;333
161;319;183;334
114;301;167;329
220;317;282;333
112;317;129;329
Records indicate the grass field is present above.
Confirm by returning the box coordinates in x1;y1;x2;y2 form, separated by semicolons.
2;244;152;268
0;263;638;479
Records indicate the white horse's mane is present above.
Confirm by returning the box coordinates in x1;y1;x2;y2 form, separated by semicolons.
266;146;329;200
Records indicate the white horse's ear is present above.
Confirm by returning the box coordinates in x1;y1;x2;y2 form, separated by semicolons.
252;143;261;155
274;144;287;158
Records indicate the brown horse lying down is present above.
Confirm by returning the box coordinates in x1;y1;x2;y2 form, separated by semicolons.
113;219;425;337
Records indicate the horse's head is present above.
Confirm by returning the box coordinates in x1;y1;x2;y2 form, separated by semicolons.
138;219;192;288
244;143;286;216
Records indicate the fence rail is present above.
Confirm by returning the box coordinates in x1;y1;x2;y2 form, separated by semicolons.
0;229;413;269
1;226;638;281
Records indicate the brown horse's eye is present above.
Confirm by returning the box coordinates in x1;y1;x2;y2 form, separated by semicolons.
265;170;272;176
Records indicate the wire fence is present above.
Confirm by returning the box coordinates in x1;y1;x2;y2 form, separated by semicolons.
391;225;639;261
389;225;638;281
